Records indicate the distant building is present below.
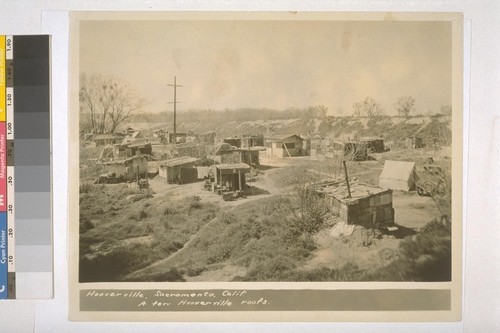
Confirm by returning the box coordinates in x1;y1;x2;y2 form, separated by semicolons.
214;143;240;164
242;134;264;148
122;131;143;144
223;137;242;148
114;139;152;158
331;141;368;161
212;163;250;192
265;134;306;157
359;137;385;153
239;148;261;166
122;127;136;135
158;156;199;184
100;155;148;181
152;129;166;141
166;131;188;144
214;143;261;166
93;134;122;146
405;136;424;149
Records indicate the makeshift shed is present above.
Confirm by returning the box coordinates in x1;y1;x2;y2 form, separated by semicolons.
242;135;264;148
332;141;368;161
405;136;424;149
212;163;250;192
265;134;305;157
312;181;394;228
100;155;148;181
224;137;242;148
93;134;123;146
214;143;240;164
239;148;261;166
359;137;385;153
158;156;199;184
379;160;416;191
166;131;188;144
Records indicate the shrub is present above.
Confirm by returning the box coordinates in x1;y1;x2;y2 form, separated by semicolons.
79;183;93;193
79;215;94;233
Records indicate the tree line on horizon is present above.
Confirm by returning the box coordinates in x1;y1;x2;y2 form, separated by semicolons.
79;73;448;134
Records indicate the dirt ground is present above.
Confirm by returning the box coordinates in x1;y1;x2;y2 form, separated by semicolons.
129;150;445;281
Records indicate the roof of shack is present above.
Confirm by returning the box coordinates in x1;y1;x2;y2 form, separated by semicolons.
313;180;389;202
214;163;251;171
161;156;198;167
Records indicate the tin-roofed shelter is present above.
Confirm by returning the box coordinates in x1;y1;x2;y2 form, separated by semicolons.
158;156;199;184
379;160;416;191
212;163;250;192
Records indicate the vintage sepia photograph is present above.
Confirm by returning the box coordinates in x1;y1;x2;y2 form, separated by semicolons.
69;11;463;321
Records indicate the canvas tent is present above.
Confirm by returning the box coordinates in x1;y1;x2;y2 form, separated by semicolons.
379;160;416;191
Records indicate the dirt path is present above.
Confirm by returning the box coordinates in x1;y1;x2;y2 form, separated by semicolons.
125;166;282;281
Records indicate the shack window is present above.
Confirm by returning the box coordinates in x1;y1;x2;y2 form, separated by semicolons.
284;143;295;149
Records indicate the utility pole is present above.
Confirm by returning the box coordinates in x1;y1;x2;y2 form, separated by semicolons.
167;76;182;144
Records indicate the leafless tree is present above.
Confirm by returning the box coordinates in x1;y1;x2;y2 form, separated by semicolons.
395;96;416;117
352;97;384;117
80;73;143;134
352;102;363;117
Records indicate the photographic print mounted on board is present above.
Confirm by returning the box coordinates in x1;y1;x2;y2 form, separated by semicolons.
68;11;463;322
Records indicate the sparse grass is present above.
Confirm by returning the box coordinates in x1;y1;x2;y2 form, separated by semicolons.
157;194;330;281
79;184;219;282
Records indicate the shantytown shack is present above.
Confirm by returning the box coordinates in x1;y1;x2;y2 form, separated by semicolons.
265;134;306;157
99;155;148;181
312;180;394;228
212;163;251;192
158;156;199;184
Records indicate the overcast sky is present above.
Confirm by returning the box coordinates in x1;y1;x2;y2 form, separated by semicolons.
79;19;452;116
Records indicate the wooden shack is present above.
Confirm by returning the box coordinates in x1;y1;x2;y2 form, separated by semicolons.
239;148;261;166
158;156;199;184
113;139;152;158
359;137;385;153
332;141;368;161
242;135;265;148
93;134;123;146
166;131;188;144
405;136;424;149
265;134;305;157
312;181;394;228
212;163;250;192
100;155;148;181
214;143;240;164
223;137;242;148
